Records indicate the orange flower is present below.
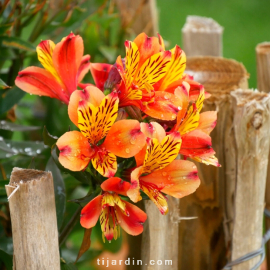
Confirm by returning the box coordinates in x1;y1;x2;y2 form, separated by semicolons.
172;86;220;167
56;86;146;177
15;33;90;104
81;177;147;242
127;131;200;214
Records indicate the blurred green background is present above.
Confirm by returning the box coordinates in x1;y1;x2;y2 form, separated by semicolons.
0;0;270;269
157;0;270;88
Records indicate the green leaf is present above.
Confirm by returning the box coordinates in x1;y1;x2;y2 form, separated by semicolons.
0;79;10;90
46;157;66;229
0;180;9;197
0;137;14;153
0;36;35;52
51;145;92;185
68;187;101;205
0;140;47;159
0;87;25;115
43;126;58;147
60;261;78;270
75;228;92;263
0;250;12;270
0;237;13;255
0;23;13;35
0;120;40;131
99;45;117;63
28;157;35;169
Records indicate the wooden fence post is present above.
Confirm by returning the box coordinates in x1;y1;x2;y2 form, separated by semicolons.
230;89;270;270
5;168;60;270
178;57;249;269
182;15;223;57
256;42;270;269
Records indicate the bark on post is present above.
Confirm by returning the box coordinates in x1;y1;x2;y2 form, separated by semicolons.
182;16;223;57
230;89;270;270
5;168;60;270
114;0;158;36
141;197;180;270
178;57;249;269
256;42;270;269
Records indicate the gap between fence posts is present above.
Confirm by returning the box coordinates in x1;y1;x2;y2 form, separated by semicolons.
256;42;270;270
5;168;60;270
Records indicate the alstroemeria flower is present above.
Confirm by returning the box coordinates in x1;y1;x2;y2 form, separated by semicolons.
81;177;147;242
15;33;90;104
127;132;200;214
56;86;146;177
172;86;220;167
113;33;184;121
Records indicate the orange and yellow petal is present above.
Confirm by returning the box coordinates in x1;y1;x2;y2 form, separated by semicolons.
77;92;119;145
68;86;105;126
140;181;168;215
103;119;146;158
142;91;182;121
53;33;83;95
100;206;119;241
36;40;63;85
127;166;144;203
154;45;186;91
15;66;69;104
143;132;182;174
135;50;171;90
80;195;102;228
180;130;215;157
56;131;94;171
115;201;147;236
197;111;217;135
133;33;163;69
90;63;112;91
157;33;165;50
191;154;221;167
140;160;200;199
101;177;131;196
77;55;91;83
91;150;117;178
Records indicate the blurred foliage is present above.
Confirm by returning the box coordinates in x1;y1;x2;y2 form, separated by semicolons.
0;0;131;269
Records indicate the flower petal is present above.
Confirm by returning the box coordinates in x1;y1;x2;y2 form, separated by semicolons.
80;195;102;228
127;166;144;203
56;131;94;171
103;119;146;158
154;45;186;91
133;33;163;69
77;92;119;144
15;66;69;104
115;201;147;236
143;132;182;174
92;151;117;178
140;181;168;215
77;55;91;83
142;91;182;120
90;63;112;91
36;40;63;84
68;86;105;126
191;154;221;167
180;130;215;157
197;111;217;135
53;33;83;95
140;160;200;199
101;177;131;196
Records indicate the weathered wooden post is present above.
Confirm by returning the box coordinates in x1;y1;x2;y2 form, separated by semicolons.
182;15;223;57
5;168;60;270
178;56;249;269
229;89;270;270
256;42;270;268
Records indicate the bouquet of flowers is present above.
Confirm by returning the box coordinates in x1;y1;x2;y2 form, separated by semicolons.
15;32;219;243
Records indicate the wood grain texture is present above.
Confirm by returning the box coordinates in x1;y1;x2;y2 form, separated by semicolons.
182;16;223;57
256;42;270;270
141;197;180;270
179;57;249;269
230;89;270;270
115;0;158;36
6;168;60;270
